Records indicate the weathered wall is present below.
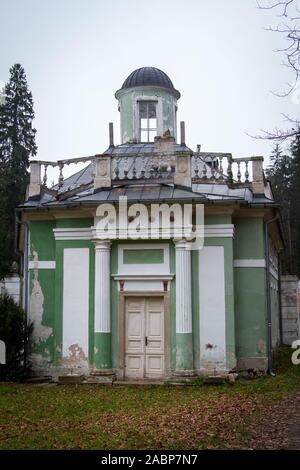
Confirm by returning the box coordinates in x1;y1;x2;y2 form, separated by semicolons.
233;217;268;371
27;212;276;378
117;87;178;143
281;275;300;345
28;218;94;377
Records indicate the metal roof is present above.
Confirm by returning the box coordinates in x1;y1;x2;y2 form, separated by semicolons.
121;67;175;91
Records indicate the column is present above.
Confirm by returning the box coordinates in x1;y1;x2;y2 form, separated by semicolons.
174;240;194;373
93;239;112;371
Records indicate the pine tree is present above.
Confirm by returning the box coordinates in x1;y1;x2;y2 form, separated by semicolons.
266;135;300;275
266;144;293;273
0;64;37;279
289;132;300;275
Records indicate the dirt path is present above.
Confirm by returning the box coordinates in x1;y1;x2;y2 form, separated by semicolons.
247;390;300;449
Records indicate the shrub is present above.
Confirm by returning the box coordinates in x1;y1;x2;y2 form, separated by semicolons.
0;293;32;380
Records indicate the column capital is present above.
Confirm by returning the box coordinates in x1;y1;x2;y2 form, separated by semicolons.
92;239;111;250
173;239;193;250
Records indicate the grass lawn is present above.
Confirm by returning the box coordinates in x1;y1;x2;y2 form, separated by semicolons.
0;348;299;450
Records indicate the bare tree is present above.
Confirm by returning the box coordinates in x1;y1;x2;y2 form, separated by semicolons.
256;0;300;141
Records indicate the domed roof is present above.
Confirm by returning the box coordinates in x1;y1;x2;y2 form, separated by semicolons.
118;67;180;98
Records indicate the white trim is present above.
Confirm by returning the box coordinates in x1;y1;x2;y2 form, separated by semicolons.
234;259;266;268
121;281;166;292
94;240;111;333
118;243;170;276
53;228;92;240
199;246;226;369
113;274;174;281
62;248;89;360
204;225;234;238
28;261;56;269
53;224;234;241
175;239;192;334
133;95;163;141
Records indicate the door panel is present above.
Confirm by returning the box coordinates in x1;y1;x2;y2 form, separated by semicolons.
145;298;164;377
125;298;145;378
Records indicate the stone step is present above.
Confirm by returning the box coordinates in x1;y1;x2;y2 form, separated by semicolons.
84;376;115;384
58;375;84;384
22;376;52;384
114;380;164;385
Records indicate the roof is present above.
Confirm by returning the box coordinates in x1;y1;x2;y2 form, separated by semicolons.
117;67;181;99
104;142;192;156
20;143;277;210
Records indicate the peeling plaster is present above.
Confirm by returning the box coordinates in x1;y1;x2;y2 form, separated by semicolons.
257;339;266;354
29;248;53;342
61;343;87;365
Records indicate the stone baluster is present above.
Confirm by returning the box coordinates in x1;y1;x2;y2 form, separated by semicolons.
237;161;241;182
141;155;145;179
227;156;233;184
245;160;250;183
219;155;224;179
42;164;48;186
132;156;137;179
58;163;64;188
124;156;128;179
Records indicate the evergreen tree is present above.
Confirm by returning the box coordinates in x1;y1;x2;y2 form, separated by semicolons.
289;133;300;275
266;135;300;275
0;64;37;279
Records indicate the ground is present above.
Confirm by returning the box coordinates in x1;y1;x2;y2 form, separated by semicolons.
0;348;300;450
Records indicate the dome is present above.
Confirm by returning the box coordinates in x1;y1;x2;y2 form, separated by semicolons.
118;67;180;98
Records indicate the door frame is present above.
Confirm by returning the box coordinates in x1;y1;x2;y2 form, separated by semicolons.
118;292;170;380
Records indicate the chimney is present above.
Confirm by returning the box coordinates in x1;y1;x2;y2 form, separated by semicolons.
180;121;185;146
251;156;265;194
109;122;114;148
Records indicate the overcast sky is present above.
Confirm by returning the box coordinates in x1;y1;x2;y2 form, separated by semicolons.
0;0;299;168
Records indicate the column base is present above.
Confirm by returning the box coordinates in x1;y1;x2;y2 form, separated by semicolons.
90;369;115;377
172;370;197;378
93;332;112;370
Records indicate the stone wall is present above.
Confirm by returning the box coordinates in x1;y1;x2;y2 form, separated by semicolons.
281;275;300;345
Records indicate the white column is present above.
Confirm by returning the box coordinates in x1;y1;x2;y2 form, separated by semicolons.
93;240;111;332
174;240;192;333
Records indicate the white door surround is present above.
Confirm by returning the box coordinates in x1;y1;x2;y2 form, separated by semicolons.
120;294;169;380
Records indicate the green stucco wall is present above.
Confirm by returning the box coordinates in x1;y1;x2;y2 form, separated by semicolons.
233;217;267;361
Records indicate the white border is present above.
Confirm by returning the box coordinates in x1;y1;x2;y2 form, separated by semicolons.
233;259;266;268
53;228;92;240
118;243;170;275
28;261;56;269
53;224;234;241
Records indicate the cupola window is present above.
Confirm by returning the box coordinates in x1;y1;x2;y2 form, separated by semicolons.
139;101;157;142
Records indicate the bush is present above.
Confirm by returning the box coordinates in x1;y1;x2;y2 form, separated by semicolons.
0;293;32;380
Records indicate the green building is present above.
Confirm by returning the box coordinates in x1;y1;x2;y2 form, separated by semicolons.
18;67;284;381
